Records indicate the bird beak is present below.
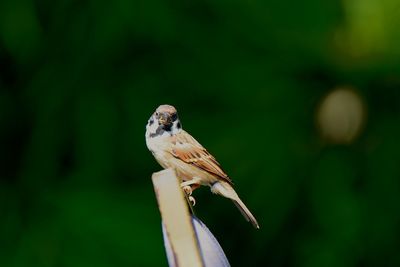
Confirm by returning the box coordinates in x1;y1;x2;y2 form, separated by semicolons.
159;113;171;125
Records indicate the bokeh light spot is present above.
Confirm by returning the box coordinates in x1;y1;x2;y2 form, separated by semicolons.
317;88;366;144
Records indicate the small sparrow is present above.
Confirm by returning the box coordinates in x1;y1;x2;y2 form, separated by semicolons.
145;104;259;229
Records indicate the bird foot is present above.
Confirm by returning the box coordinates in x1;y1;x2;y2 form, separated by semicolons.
182;185;196;206
188;196;196;206
182;185;192;196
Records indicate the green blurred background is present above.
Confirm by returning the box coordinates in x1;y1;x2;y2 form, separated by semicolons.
1;0;400;266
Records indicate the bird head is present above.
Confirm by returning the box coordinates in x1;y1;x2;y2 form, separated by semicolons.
155;105;178;127
146;104;182;137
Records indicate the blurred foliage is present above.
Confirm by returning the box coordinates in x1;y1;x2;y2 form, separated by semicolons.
1;0;400;266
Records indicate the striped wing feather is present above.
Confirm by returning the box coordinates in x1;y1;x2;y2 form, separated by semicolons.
171;130;232;184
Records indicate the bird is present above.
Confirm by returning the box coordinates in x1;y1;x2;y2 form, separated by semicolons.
145;104;259;229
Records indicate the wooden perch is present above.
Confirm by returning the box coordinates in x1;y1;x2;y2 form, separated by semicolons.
152;169;204;267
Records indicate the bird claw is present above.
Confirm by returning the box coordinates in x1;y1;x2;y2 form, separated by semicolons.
182;185;192;196
181;184;197;207
188;196;196;206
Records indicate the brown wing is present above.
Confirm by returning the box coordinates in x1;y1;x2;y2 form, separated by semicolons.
171;130;233;184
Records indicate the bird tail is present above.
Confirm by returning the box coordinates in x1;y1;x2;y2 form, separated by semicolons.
211;181;260;229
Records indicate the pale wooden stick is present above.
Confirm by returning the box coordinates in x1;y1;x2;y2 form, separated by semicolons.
152;169;204;267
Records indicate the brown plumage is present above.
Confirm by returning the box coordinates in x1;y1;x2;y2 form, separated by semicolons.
146;104;259;229
171;132;233;185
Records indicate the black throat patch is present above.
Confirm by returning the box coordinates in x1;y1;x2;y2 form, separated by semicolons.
149;124;171;138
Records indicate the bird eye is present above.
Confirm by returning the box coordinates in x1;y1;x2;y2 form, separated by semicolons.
171;113;178;121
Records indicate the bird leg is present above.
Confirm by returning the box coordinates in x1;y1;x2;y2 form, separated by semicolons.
181;178;201;206
181;178;201;194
